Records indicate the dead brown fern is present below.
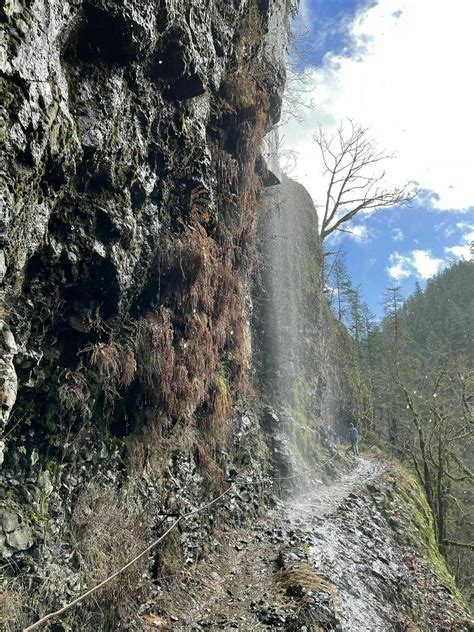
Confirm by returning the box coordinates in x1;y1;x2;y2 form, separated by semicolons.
196;441;225;494
57;369;92;417
120;5;270;456
81;339;138;407
120;344;137;388
134;308;176;410
71;485;152;626
88;341;121;382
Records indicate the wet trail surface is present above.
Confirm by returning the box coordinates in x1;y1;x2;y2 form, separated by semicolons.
171;458;393;631
165;456;472;631
287;459;387;631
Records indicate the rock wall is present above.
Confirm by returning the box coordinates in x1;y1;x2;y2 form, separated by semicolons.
0;1;294;628
1;0;289;444
253;169;359;470
2;2;465;630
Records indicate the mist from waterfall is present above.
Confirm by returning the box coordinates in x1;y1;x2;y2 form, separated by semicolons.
260;175;319;401
255;134;348;468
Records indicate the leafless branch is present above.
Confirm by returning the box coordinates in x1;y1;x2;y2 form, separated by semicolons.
313;120;415;241
444;539;474;550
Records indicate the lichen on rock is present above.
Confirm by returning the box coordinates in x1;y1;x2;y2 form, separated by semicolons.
1;0;292;628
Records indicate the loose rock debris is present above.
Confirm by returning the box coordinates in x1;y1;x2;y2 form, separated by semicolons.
151;458;472;632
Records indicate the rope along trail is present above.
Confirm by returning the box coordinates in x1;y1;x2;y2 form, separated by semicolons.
23;452;339;630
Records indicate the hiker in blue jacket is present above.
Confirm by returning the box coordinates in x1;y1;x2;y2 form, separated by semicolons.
348;423;360;456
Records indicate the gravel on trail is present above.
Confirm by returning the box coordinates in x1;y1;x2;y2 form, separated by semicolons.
152;457;472;632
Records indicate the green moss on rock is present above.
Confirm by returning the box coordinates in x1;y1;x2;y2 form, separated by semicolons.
379;465;464;601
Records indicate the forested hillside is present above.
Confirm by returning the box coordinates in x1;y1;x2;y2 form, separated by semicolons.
337;259;474;605
400;261;474;357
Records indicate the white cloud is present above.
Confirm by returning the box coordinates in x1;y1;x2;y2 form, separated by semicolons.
412;250;445;279
392;228;404;242
387;249;444;280
445;244;471;259
348;225;369;241
387;253;412;280
444;226;474;260
283;0;474;215
456;222;474;231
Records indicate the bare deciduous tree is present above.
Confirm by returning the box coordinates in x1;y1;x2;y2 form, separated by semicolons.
280;13;318;125
314;121;414;241
395;362;474;554
281;63;315;125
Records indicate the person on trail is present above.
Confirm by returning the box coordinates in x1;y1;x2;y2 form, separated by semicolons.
348;423;360;456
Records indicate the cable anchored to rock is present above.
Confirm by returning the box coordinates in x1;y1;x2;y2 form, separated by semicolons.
23;484;235;631
23;451;340;630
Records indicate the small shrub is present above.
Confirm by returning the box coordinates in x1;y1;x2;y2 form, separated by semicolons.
71;485;152;628
0;585;22;630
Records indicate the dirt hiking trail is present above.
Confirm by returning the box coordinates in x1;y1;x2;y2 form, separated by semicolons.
155;457;471;632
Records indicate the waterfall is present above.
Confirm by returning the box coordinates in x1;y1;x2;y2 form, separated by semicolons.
254;133;348;470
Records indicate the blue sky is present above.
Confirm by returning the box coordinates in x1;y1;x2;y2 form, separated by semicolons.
294;0;376;65
336;208;473;315
283;0;474;317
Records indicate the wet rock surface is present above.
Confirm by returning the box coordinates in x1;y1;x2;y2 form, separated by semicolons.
1;1;293;627
2;2;472;630
163;458;472;631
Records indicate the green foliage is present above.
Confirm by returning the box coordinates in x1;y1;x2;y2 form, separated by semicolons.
355;260;474;606
382;467;460;595
401;260;474;358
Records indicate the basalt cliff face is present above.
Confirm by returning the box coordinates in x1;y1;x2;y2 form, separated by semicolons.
1;1;294;627
1;0;288;451
0;2;471;631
